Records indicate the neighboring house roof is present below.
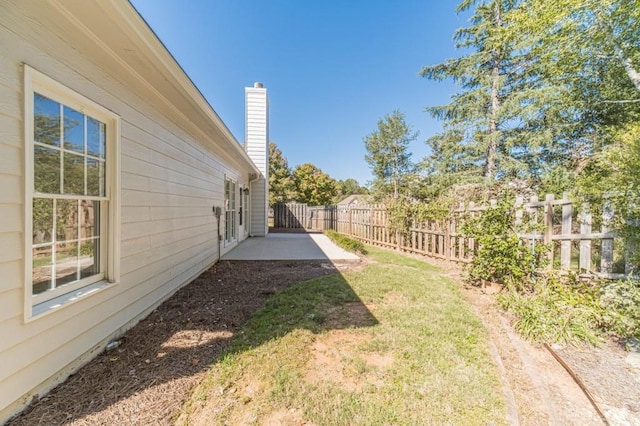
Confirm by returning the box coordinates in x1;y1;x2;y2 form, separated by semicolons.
337;194;367;206
10;0;260;177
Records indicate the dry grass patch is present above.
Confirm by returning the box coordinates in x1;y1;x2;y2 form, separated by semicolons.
179;247;506;425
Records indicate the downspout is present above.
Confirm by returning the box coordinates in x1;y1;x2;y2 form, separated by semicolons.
213;205;222;262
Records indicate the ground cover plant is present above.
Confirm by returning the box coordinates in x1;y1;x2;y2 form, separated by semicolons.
457;196;640;345
179;246;506;425
499;274;640;345
324;229;367;254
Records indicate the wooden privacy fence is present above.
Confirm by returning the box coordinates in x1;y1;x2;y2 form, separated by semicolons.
271;203;336;231
334;194;634;279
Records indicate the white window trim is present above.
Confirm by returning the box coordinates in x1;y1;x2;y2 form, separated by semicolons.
23;65;121;321
224;176;237;246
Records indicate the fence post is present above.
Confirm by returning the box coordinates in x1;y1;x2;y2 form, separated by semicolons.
444;217;451;261
579;203;592;272
544;194;555;266
560;192;572;270
368;206;373;243
468;202;476;260
348;208;353;237
601;200;614;273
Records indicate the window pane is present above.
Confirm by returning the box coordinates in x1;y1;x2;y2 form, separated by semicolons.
80;238;100;279
87;158;105;196
34;145;60;194
87;117;105;159
63;106;85;153
80;200;99;239
34;93;60;146
63;152;85;195
33;249;53;295
56;199;78;241
231;183;236;209
55;242;78;287
33;198;53;245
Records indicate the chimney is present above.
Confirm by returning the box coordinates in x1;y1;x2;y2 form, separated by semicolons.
245;82;269;236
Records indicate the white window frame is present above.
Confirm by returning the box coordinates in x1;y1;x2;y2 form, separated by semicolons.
24;65;120;320
224;177;236;244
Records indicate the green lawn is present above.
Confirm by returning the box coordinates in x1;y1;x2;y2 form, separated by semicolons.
178;246;506;425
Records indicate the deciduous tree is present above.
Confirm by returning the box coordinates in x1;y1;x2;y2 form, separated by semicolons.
292;163;337;206
268;142;296;205
364;110;416;199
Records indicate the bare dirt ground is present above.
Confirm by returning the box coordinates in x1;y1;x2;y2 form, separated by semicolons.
8;260;349;426
8;255;640;425
435;258;640;426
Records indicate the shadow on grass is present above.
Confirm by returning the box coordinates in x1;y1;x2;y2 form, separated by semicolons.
7;260;375;425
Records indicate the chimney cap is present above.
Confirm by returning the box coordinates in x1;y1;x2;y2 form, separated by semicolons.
253;82;264;88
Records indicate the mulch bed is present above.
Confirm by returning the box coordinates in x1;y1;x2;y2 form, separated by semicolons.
8;260;342;426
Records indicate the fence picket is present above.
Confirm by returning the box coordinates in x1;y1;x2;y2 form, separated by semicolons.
271;195;633;279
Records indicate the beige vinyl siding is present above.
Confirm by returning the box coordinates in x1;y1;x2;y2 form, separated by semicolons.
0;38;24;364
245;90;268;175
249;178;267;236
0;4;253;420
245;87;269;236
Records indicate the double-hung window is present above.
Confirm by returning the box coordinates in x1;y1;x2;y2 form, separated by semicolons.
224;178;236;243
25;66;120;317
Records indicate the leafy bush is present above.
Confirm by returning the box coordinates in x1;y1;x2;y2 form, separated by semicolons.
499;274;603;345
385;196;452;238
461;195;548;289
499;274;640;344
324;230;367;255
599;278;640;338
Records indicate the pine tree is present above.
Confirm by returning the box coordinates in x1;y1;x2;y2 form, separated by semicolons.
421;0;569;193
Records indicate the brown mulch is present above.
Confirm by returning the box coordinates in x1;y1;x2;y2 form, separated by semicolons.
8;260;346;426
8;249;640;425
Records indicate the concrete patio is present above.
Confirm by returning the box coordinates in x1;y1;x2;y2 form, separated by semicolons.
222;233;361;262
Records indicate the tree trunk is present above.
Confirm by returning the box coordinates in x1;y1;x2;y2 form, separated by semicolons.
615;44;640;93
484;2;502;180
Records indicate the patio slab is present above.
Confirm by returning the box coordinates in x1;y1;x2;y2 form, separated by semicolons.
222;233;361;262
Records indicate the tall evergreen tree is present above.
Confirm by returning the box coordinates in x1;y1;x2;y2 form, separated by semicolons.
508;0;640;190
421;0;573;194
364;110;417;198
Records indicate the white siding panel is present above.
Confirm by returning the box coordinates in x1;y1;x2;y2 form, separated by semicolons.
0;205;22;233
120;235;151;259
122;121;205;171
0;232;21;263
0;288;21;323
121;188;213;208
0;83;21;121
0;174;22;204
0;115;21;148
121;206;152;224
0;143;22;176
0;4;257;420
0;260;21;293
121;155;214;194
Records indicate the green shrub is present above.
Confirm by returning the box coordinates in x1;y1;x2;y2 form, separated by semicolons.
498;274;603;345
324;230;367;255
461;195;548;289
599;278;640;338
499;274;640;344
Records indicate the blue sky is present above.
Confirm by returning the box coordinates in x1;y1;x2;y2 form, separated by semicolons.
130;0;467;186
